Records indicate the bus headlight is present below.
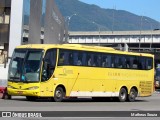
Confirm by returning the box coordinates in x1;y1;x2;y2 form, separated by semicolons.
26;86;39;90
7;85;16;89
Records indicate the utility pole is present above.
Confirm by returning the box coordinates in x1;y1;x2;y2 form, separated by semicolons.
139;16;143;52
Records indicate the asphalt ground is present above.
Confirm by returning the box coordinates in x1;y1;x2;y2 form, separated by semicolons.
0;91;160;120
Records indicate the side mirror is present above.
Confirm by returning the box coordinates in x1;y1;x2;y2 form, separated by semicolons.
4;57;11;68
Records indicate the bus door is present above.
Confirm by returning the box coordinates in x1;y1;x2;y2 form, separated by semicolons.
40;49;57;97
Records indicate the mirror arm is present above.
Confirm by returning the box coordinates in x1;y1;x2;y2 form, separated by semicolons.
4;57;12;68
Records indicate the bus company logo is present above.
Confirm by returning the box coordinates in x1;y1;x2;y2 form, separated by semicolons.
2;112;12;117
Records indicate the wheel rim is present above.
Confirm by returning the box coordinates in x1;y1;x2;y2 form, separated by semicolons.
55;90;62;98
130;91;135;99
119;88;127;102
129;89;137;101
54;87;65;102
120;91;126;100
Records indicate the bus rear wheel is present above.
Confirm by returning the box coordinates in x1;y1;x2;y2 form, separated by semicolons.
53;87;65;102
118;88;127;102
127;88;137;102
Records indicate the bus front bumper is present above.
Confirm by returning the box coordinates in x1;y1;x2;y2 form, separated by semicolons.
7;88;40;97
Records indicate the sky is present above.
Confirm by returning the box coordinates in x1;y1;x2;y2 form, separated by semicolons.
79;0;160;22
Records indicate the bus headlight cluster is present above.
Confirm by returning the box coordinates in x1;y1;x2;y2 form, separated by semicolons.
26;86;39;90
7;85;16;89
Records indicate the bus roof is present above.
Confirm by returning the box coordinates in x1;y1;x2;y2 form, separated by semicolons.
16;44;154;57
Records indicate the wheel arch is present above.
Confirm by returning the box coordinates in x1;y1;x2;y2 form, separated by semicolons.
120;86;128;93
130;86;138;95
130;86;138;91
55;84;66;95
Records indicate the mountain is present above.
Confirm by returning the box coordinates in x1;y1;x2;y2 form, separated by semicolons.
23;0;160;31
55;0;160;31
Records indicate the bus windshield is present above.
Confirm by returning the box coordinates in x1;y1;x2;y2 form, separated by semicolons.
8;49;43;82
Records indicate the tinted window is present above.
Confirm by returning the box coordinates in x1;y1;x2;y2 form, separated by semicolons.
57;49;153;70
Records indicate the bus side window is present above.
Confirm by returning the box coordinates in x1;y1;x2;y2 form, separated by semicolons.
126;59;130;68
58;53;65;65
77;52;83;66
88;57;92;66
102;57;108;67
92;55;95;66
87;54;92;66
96;55;102;67
146;58;152;70
111;56;115;68
118;57;123;68
122;57;127;68
82;53;87;66
115;56;119;68
132;57;138;69
127;56;132;69
102;55;109;68
72;51;79;66
138;57;145;70
77;60;82;65
69;53;73;65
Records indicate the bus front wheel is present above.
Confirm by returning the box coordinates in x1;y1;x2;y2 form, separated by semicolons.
118;88;127;102
53;87;65;102
127;88;137;102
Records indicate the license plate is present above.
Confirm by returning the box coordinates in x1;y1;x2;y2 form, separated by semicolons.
17;91;23;94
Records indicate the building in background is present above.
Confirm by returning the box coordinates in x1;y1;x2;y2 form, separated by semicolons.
0;0;11;85
23;0;67;45
0;0;10;58
0;0;66;58
0;0;66;83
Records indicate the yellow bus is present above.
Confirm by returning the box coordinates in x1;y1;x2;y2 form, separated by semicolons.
7;44;154;102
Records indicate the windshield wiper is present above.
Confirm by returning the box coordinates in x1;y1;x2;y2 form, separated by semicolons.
10;77;20;79
9;76;20;82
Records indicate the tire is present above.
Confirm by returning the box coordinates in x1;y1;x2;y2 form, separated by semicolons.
118;88;127;102
53;87;65;102
127;88;137;102
26;96;37;101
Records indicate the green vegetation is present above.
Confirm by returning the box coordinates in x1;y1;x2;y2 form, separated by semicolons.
55;0;159;31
